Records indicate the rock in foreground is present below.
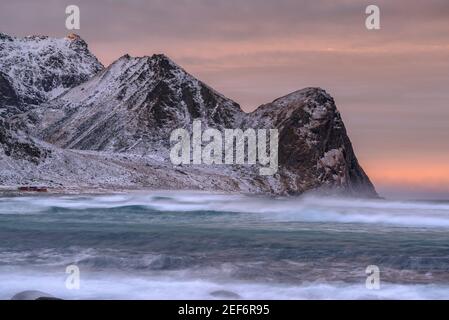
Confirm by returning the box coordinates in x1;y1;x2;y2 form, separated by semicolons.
11;290;61;300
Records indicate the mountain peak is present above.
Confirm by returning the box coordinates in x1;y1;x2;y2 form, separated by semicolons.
65;33;89;50
151;53;177;65
66;33;82;41
116;53;181;71
38;50;243;152
0;33;103;107
272;87;331;105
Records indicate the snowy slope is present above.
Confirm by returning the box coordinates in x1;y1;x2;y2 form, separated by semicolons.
36;54;243;154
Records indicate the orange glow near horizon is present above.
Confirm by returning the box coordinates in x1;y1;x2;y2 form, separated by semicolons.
364;159;449;191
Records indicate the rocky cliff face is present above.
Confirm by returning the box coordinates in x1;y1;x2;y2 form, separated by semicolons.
0;33;377;197
0;71;20;116
243;88;376;196
0;117;48;165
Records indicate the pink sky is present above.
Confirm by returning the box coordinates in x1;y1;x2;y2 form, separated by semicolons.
1;0;448;198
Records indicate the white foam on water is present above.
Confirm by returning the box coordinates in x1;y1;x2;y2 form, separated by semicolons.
1;193;449;300
1;192;449;228
1;270;448;300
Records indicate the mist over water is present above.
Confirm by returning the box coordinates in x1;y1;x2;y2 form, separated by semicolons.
0;192;448;300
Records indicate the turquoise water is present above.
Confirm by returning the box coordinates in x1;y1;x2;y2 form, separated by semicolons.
0;192;448;299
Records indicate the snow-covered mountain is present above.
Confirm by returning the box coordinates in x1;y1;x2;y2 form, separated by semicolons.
36;53;242;153
0;33;102;113
0;33;377;197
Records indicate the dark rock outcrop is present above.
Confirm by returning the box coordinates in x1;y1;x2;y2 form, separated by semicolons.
0;71;18;106
11;290;61;300
0;117;48;164
0;71;21;116
244;88;376;196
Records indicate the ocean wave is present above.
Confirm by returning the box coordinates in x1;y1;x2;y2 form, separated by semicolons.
1;192;449;228
0;247;198;272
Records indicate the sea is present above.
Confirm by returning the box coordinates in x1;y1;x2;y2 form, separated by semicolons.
0;192;448;300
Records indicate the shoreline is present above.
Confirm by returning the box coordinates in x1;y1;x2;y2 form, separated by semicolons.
0;185;384;201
